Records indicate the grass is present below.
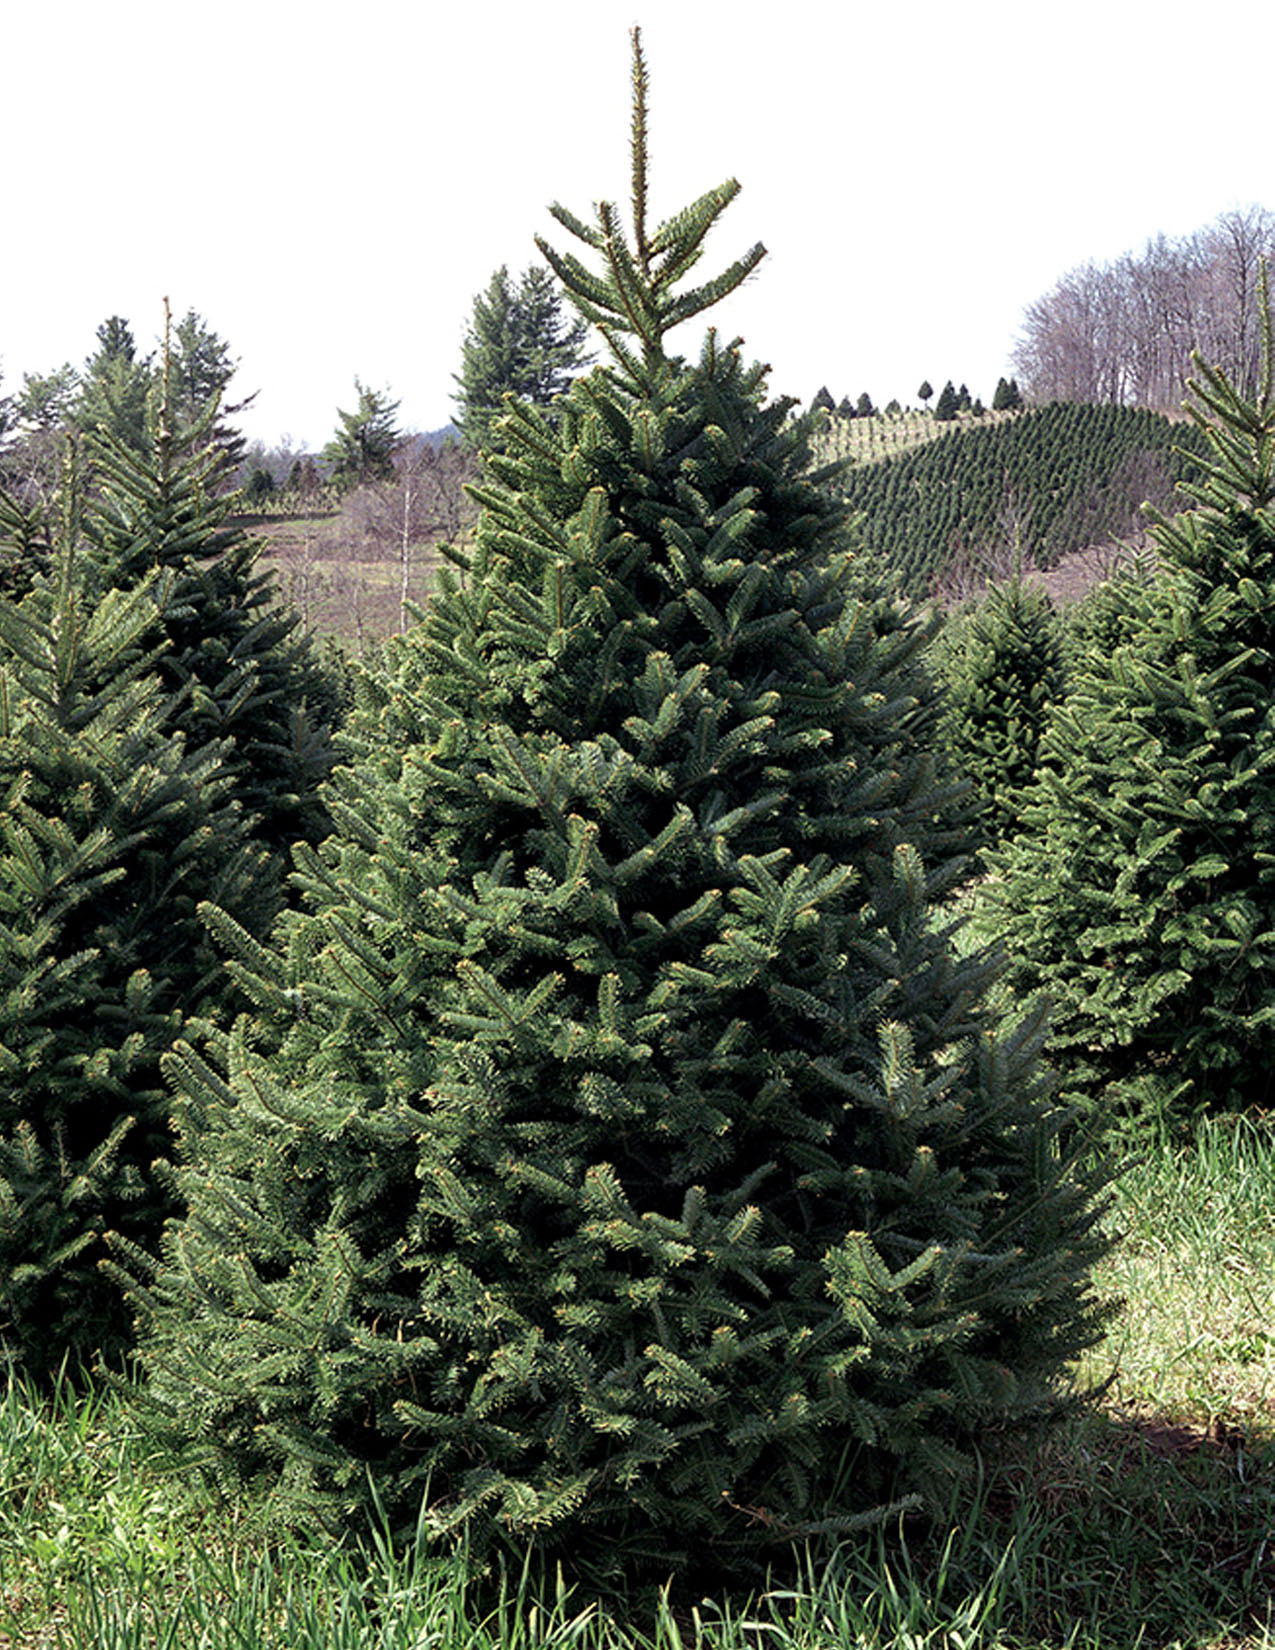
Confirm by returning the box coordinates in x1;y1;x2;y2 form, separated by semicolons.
2;1126;1273;1648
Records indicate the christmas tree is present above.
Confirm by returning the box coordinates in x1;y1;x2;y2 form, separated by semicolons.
0;353;338;1371
937;573;1066;845
995;277;1275;1131
87;342;340;887
122;31;1109;1576
0;452;268;1370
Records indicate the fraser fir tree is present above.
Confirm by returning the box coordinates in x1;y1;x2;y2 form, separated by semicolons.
936;574;1066;844
934;380;960;421
0;352;338;1370
124;30;1109;1576
322;380;402;490
87;356;340;884
74;317;153;455
167;308;256;483
994;285;1275;1131
0;459;269;1371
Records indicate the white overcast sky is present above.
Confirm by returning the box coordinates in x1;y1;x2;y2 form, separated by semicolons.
4;0;1273;449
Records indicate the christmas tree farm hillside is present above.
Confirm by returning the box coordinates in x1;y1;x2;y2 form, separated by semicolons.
994;283;1275;1132
123;32;1110;1575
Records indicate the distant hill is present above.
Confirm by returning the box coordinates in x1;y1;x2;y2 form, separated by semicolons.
830;404;1208;599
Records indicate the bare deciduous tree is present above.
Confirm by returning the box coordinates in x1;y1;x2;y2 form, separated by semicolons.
335;437;477;629
1014;206;1275;409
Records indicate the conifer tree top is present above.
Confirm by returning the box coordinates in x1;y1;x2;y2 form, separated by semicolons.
535;27;766;379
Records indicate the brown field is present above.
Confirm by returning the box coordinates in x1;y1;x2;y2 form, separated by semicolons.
239;510;456;651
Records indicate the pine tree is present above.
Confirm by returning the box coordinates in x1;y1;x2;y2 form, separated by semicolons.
994;284;1275;1131
934;380;960;421
809;384;835;414
323;380;401;490
122;30;1108;1575
74;317;153;455
454;264;593;454
88;361;340;883
918;380;934;408
167;308;255;483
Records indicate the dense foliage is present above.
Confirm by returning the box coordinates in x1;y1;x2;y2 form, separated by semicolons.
123;34;1109;1581
935;575;1067;845
840;402;1207;596
993;314;1275;1133
0;404;339;1372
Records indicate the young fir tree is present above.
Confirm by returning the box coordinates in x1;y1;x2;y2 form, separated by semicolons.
0;457;268;1371
994;290;1275;1132
86;361;340;885
934;381;960;421
121;31;1108;1576
936;573;1066;845
74;317;153;456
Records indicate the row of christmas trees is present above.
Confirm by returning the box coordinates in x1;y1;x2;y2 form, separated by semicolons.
842;401;1209;594
3;31;1273;1582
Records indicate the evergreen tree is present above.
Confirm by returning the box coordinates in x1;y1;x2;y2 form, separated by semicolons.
856;391;875;416
994;294;1275;1131
936;574;1066;844
454;263;593;454
323;380;401;490
809;384;835;414
933;380;960;421
123;30;1108;1576
168;308;255;482
75;317;153;455
88;368;341;884
918;380;934;408
0;456;271;1371
956;384;972;413
991;377;1024;413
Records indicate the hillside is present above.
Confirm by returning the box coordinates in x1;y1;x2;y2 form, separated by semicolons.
831;403;1208;598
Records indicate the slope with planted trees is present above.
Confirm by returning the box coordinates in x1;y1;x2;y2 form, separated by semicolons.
840;402;1208;596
